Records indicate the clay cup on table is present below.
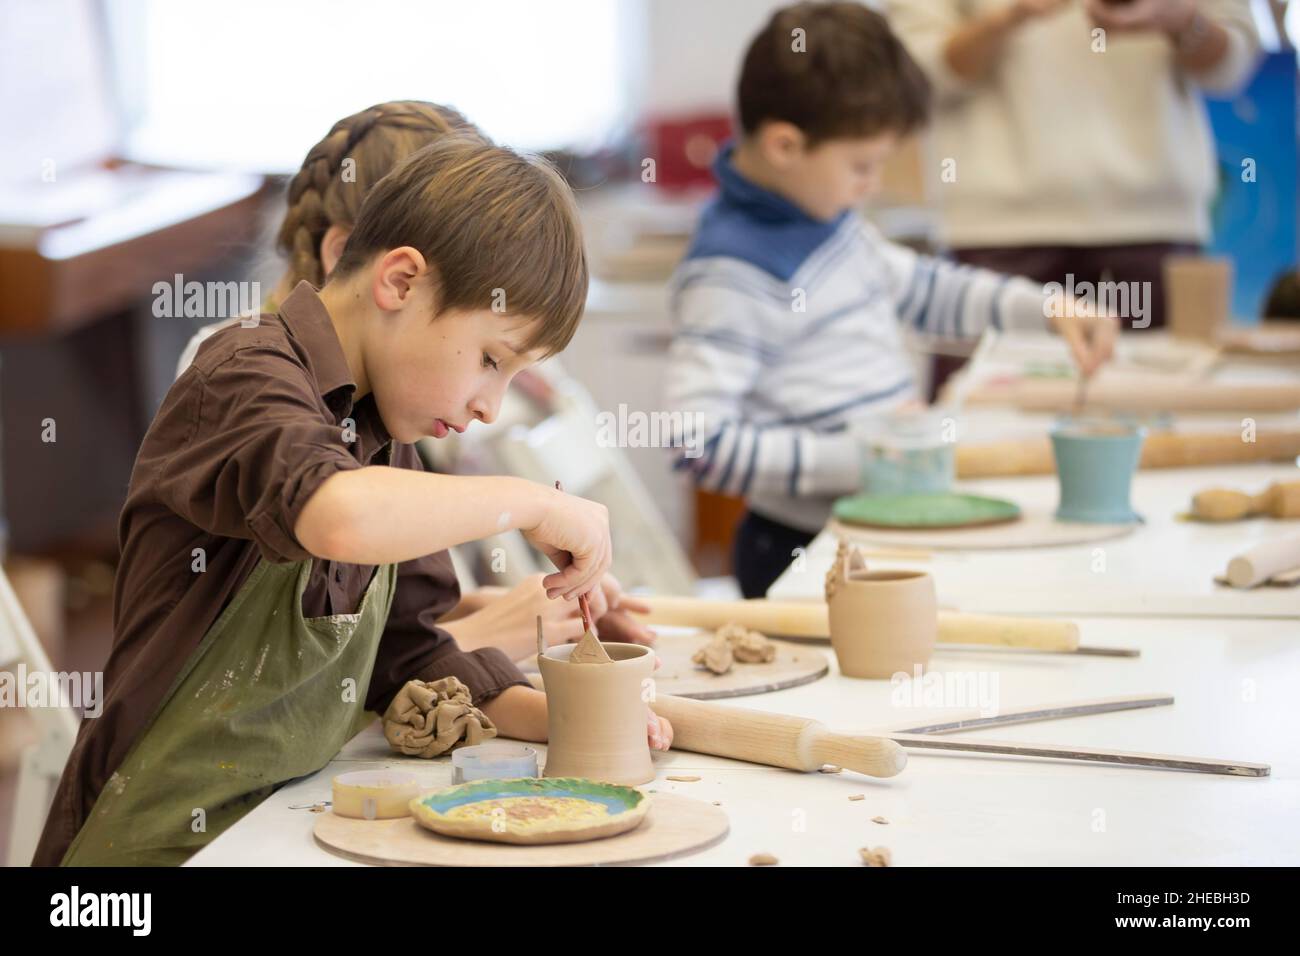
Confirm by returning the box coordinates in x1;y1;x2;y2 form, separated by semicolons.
1050;420;1146;524
538;642;656;786
826;550;937;679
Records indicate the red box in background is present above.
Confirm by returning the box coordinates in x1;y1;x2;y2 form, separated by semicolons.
642;114;733;191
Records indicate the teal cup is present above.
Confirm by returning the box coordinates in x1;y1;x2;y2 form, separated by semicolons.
1050;423;1145;523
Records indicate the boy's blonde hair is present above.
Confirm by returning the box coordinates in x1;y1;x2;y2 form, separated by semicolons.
333;137;588;358
278;101;483;289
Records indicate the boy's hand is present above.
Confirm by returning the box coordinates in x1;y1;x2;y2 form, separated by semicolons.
1050;308;1119;378
522;487;612;601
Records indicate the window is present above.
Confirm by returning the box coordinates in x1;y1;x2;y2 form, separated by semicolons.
106;0;640;172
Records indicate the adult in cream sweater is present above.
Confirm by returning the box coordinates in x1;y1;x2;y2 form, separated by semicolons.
885;0;1260;334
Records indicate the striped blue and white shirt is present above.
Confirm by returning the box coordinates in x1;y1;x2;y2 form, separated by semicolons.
665;144;1047;533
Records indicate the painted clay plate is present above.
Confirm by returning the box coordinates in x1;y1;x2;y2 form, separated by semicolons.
409;777;650;845
833;492;1021;529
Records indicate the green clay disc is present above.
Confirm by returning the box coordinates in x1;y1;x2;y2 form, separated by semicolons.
832;492;1022;529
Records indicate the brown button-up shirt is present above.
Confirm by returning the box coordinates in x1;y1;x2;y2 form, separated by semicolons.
32;281;527;866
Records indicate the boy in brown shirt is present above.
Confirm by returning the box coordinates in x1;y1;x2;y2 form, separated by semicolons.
34;136;672;866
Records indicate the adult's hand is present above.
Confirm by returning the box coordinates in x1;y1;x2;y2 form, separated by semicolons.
1084;0;1197;34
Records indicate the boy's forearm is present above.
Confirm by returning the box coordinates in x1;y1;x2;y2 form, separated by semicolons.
295;468;549;565
479;685;548;742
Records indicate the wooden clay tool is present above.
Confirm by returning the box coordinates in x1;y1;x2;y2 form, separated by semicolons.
553;480;610;664
1190;480;1300;522
567;591;610;663
634;596;1080;653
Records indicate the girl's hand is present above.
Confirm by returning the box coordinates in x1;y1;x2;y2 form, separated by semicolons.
520;486;612;601
583;574;657;646
489;573;590;646
648;709;674;751
1050;308;1119;378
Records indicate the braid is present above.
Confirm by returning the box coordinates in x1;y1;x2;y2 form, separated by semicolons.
275;101;481;289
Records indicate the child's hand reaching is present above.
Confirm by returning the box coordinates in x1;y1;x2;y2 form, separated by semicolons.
578;574;657;646
647;652;673;751
648;709;674;751
1051;307;1119;379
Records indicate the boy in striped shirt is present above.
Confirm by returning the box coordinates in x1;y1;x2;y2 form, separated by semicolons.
666;2;1116;597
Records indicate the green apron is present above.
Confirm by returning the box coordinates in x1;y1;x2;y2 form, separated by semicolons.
62;553;397;866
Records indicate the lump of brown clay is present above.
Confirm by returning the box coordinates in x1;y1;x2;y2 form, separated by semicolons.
692;635;734;674
716;621;777;663
382;676;496;758
749;852;779;866
859;846;892;867
692;622;777;674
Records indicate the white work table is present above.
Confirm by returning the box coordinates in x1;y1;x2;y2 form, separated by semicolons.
189;616;1299;867
770;462;1300;619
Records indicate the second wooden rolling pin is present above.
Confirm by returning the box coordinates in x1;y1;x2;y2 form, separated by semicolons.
648;693;907;779
633;596;1080;652
956;428;1300;479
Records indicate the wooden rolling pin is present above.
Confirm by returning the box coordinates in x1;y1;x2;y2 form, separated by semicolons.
956;429;1300;479
1191;480;1300;522
1225;535;1300;589
648;693;907;779
634;596;1079;652
967;380;1300;414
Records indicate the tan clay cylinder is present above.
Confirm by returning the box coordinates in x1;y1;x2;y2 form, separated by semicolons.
648;694;907;779
956;430;1300;478
828;569;937;679
635;596;1077;650
538;642;655;786
1225;535;1300;589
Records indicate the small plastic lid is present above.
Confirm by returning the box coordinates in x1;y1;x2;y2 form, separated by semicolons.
452;744;539;783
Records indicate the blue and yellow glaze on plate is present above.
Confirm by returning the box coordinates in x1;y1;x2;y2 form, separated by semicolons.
410;777;651;845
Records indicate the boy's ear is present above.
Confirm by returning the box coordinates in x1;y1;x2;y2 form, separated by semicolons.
756;120;809;169
372;247;429;311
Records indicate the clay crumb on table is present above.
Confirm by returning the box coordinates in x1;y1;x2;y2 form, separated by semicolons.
872;816;889;825
666;775;701;782
749;852;779;866
848;794;865;801
819;765;843;774
859;846;892;867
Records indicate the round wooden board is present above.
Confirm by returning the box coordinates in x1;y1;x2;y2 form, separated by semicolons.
313;793;728;866
829;504;1138;551
519;632;829;699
